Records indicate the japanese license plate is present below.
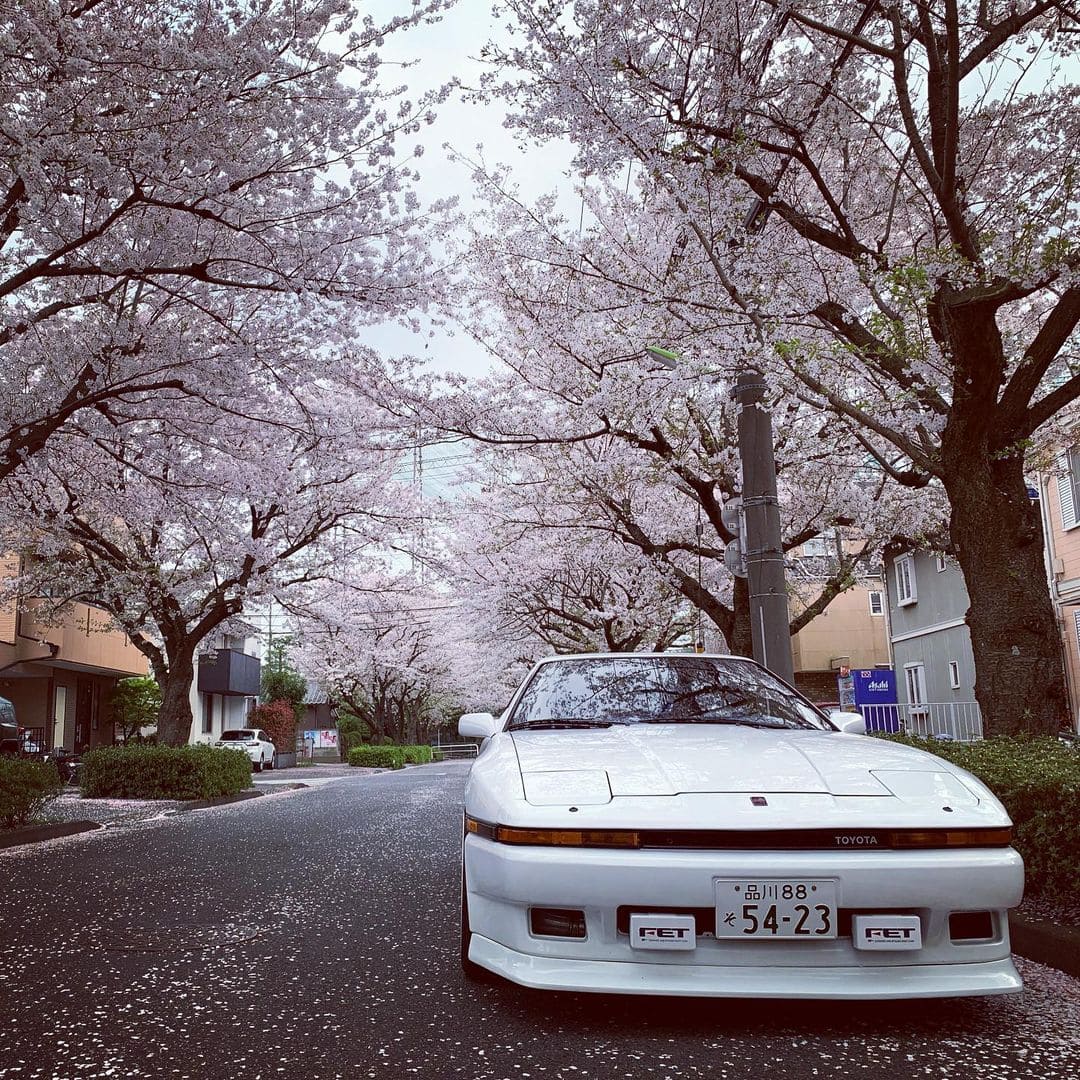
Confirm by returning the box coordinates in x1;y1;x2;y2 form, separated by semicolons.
715;879;837;939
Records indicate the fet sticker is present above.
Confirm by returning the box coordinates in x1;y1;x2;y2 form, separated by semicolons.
852;914;922;950
629;913;696;950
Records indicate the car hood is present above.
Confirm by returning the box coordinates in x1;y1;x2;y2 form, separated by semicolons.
511;725;975;799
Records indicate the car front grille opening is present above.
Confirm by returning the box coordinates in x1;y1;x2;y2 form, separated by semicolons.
530;907;587;938
949;911;995;942
617;906;715;935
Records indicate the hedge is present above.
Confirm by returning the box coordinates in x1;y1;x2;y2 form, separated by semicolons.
877;735;1080;898
347;745;405;769
81;744;252;800
248;699;296;761
0;758;63;829
346;745;434;768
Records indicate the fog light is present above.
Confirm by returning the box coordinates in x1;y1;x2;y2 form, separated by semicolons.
950;911;994;941
530;907;587;938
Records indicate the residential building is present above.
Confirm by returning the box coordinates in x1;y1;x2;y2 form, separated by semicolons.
787;536;890;701
188;624;262;743
301;681;339;761
1038;450;1080;731
0;556;148;751
883;548;982;740
789;577;891;701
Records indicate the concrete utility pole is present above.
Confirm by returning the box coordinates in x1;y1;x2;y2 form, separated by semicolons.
732;371;794;683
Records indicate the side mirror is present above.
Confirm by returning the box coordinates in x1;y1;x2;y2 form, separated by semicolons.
829;710;866;735
459;712;498;739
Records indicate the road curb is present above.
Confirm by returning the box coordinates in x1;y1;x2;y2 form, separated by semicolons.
1010;912;1080;978
0;820;103;849
177;789;268;812
176;783;310;812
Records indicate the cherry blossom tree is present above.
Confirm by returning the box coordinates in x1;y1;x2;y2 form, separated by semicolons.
481;0;1080;734
444;477;696;657
6;362;413;745
401;168;941;657
0;0;450;479
291;575;493;745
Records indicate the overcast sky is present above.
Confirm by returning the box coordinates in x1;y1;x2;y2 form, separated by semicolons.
365;0;579;380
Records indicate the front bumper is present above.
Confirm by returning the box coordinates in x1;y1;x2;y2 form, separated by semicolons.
464;835;1024;999
469;935;1022;998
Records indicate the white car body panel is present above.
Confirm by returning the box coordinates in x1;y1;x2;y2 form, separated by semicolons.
461;653;1024;999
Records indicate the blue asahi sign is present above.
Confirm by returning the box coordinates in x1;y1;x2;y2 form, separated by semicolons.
852;669;900;732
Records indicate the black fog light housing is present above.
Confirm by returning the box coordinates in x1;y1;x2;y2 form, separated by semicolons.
530;907;587;938
949;911;995;941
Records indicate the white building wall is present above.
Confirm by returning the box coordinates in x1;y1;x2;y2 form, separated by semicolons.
187;629;262;745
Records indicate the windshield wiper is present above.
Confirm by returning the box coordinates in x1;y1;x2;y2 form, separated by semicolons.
510;718;623;730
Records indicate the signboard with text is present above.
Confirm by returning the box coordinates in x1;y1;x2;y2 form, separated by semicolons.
852;669;900;732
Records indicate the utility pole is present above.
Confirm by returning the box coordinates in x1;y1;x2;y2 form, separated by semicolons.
732;371;794;683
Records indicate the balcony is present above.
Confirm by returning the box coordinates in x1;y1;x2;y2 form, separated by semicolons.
197;648;261;697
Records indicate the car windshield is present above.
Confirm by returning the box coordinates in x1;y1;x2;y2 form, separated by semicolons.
219;731;254;741
506;656;828;731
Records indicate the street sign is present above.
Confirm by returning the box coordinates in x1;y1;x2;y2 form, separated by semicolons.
720;497;742;532
724;540;747;578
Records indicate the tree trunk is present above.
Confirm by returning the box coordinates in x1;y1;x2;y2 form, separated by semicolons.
728;577;753;658
942;442;1067;737
156;647;196;747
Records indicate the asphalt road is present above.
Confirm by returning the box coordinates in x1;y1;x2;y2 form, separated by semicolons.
2;763;1079;1080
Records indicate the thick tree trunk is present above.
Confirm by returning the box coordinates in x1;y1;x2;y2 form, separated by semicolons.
156;648;196;747
728;577;753;657
942;442;1067;737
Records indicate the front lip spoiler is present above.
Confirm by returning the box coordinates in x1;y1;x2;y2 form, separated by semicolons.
467;935;1024;999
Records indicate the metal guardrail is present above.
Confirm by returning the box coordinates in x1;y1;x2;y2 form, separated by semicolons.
431;742;479;759
861;702;983;742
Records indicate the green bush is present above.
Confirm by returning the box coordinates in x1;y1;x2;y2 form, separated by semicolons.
80;744;251;800
0;758;63;829
876;735;1080;898
347;745;405;769
402;745;433;765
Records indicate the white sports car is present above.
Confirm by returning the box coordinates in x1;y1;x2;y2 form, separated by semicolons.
459;653;1023;999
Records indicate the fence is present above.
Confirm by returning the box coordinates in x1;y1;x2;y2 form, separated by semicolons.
860;701;983;742
431;737;479;760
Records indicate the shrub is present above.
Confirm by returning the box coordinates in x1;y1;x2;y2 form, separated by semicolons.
81;744;251;800
261;642;307;725
336;712;366;759
402;745;433;765
876;735;1080;898
248;699;296;760
0;758;63;828
109;676;161;743
347;745;405;769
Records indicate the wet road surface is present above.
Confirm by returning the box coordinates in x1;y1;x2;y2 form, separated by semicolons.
1;762;1078;1079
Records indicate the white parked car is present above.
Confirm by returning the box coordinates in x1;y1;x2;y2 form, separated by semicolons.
214;728;276;772
459;653;1023;1000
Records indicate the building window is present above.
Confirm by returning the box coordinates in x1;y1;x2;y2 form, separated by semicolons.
868;591;884;616
948;661;961;689
935;553;948;573
803;536;829;556
202;694;214;735
895;555;917;606
1058;450;1080;530
904;664;927;707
